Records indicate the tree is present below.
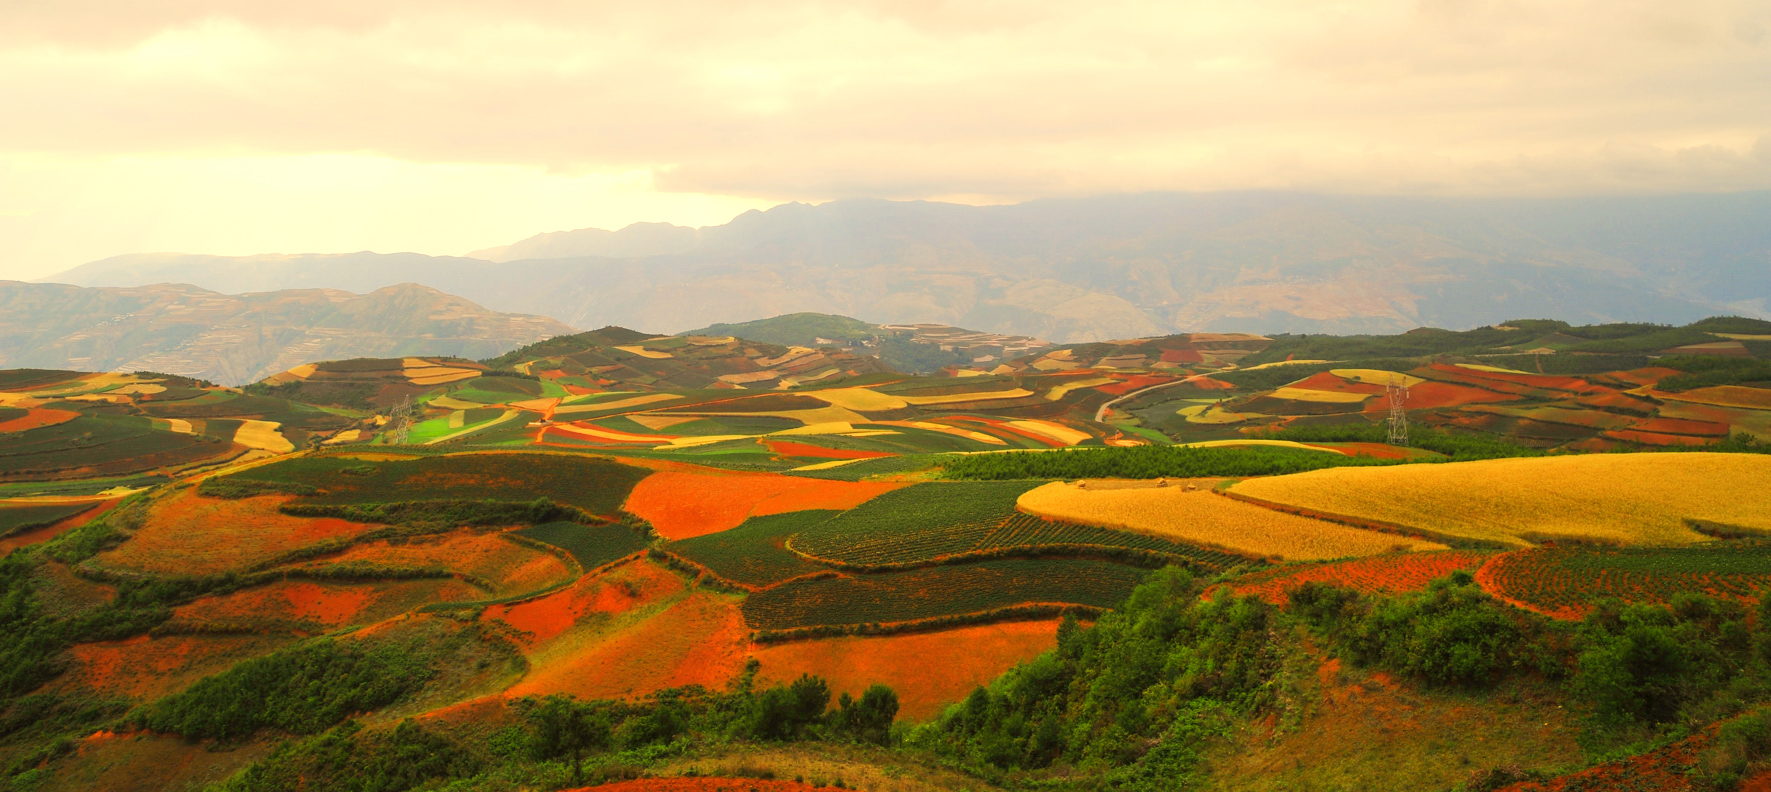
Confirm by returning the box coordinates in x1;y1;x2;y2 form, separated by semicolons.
524;694;610;786
751;674;831;740
834;684;899;744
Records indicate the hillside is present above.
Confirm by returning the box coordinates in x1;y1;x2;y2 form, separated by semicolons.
687;313;1052;375
44;192;1771;343
0;281;575;386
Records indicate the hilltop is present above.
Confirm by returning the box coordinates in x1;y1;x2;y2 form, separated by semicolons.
0;281;574;386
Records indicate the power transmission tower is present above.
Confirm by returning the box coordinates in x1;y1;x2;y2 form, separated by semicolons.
385;395;413;445
1387;375;1410;446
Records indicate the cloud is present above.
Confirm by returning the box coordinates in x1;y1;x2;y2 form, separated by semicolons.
1;0;1769;275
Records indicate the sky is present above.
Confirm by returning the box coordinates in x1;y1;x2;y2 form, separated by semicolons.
3;0;1769;280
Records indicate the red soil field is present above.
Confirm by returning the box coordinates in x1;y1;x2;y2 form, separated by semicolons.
752;620;1062;721
505;590;750;700
1495;726;1712;792
571;780;822;792
945;416;1067;447
1190;377;1236;390
309;530;573;594
1573;390;1654;413
626;472;902;539
0;498;119;554
0;407;79;433
762;440;891;460
1628;417;1730;436
1607;367;1684;388
1289;371;1386;395
172;578;480;629
52;633;295;700
1440;366;1591;392
34;560;117;614
1232;551;1493;605
95;490;384;575
1161;348;1204;363
1095;374;1176;396
1371;381;1519;411
484;560;685;646
1601;429;1714;446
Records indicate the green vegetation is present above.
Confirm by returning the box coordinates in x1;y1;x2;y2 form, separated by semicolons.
0;414;232;480
514;520;651;569
741;558;1148;632
792;482;1244;572
668;510;833;588
136;638;434;739
690;313;878;346
214;453;651;516
214;718;481;792
1658;356;1771;392
1211;358;1416;390
937;444;1401;480
1257;423;1543;459
0;502;95;538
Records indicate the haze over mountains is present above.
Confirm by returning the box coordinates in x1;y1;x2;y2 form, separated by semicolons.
0;281;573;385
45;192;1771;344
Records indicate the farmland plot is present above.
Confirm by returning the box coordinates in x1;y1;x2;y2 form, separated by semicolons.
1232;551;1493;604
1476;542;1771;619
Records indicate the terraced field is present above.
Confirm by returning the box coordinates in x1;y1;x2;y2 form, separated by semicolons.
215;452;652;516
1228;453;1771;547
741;558;1148;631
1232;551;1493;604
1476;542;1771;619
668;510;834;588
791;481;1251;572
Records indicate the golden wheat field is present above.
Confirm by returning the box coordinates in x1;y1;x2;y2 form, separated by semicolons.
1016;481;1444;561
1228;453;1771;547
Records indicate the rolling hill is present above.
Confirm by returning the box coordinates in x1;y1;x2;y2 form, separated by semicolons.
44;191;1771;343
0;281;575;386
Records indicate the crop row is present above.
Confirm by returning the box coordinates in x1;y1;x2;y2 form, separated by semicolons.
0;501;98;537
218;453;651;516
1232;550;1492;605
790;482;1244;573
667;510;833;588
740;558;1148;630
1477;542;1771;619
512;520;650;570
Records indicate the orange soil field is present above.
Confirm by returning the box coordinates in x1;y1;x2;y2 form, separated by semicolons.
302;530;573;594
1289;371;1386;395
95;490;385;575
1232;551;1493;605
51;633;296;700
763;440;892;460
504;589;749;701
1366;381;1517;411
483;560;686;646
626;471;904;539
0;498;119;554
0;407;80;433
752;620;1062;721
46;731;278;792
172;578;481;629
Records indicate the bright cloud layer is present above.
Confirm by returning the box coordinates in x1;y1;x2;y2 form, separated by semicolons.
3;0;1769;277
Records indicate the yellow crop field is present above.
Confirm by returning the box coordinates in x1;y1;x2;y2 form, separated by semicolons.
232;420;294;453
612;345;675;359
1236;359;1333;372
1332;369;1426;387
1659;386;1771;410
554;393;683;414
898;388;1035;406
1183;439;1342;453
1230;453;1771;547
807;387;910;411
1044;377;1117;401
1017;481;1444;561
1269;387;1372;403
1007;419;1092;446
426;395;484;410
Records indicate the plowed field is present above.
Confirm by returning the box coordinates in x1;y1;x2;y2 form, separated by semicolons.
297;530;573;594
625;471;903;539
483;560;685;646
1476;542;1771;620
1229;453;1771;547
95;491;385;575
50;633;297;700
171;578;481;630
504;586;749;700
1018;482;1443;561
752;619;1061;720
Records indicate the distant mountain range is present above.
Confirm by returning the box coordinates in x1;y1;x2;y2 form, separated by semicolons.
44;192;1771;342
0;281;575;385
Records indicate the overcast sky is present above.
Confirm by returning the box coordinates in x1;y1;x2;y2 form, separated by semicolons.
3;0;1769;279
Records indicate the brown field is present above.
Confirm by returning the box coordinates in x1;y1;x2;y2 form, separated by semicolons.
577;780;823;792
483;559;685;646
171;578;481;630
33;561;117;615
49;633;297;700
752;620;1062;721
1229;453;1771;547
296;529;574;595
626;471;902;539
40;732;278;792
1658;385;1771;410
95;490;385;575
0;407;80;433
1018;481;1444;561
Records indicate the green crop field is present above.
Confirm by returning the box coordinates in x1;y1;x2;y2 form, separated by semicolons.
787;481;1242;573
783;454;945;481
1481;541;1771;618
0;415;231;480
0;501;96;537
215;453;651;515
668;510;833;587
513;520;650;569
740;558;1149;630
